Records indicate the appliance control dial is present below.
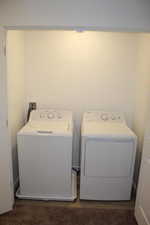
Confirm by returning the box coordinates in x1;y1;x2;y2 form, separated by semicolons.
101;113;109;121
111;115;116;120
47;113;54;119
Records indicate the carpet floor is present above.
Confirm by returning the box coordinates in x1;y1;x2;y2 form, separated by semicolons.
0;205;137;225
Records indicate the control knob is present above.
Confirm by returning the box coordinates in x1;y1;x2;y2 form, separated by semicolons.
47;113;54;119
101;113;108;121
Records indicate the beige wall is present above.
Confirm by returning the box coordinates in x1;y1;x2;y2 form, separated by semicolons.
24;31;139;167
133;34;150;183
6;30;150;177
7;31;26;187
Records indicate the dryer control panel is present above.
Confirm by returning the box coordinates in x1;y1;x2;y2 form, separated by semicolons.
83;111;125;123
29;109;72;122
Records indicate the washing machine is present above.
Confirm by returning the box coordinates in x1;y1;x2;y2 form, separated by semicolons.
80;111;137;201
16;109;77;201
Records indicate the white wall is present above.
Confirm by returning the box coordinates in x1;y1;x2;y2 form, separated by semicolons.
7;31;26;187
1;0;150;31
133;34;150;183
24;31;139;167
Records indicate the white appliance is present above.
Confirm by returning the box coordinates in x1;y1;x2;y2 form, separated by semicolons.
16;109;77;201
80;111;137;201
135;123;150;225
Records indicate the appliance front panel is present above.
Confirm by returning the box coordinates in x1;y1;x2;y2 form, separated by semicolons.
18;135;72;196
84;139;134;178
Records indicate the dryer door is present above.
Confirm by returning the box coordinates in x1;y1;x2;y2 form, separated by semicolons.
85;139;134;178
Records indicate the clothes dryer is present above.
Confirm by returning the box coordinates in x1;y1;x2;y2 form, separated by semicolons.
80;111;137;200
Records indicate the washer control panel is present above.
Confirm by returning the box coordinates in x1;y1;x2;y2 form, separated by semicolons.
84;111;124;123
29;109;72;121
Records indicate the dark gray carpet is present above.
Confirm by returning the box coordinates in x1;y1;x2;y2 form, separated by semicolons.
0;205;137;225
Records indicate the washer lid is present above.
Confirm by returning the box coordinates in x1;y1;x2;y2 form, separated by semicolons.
82;122;136;140
18;121;72;136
